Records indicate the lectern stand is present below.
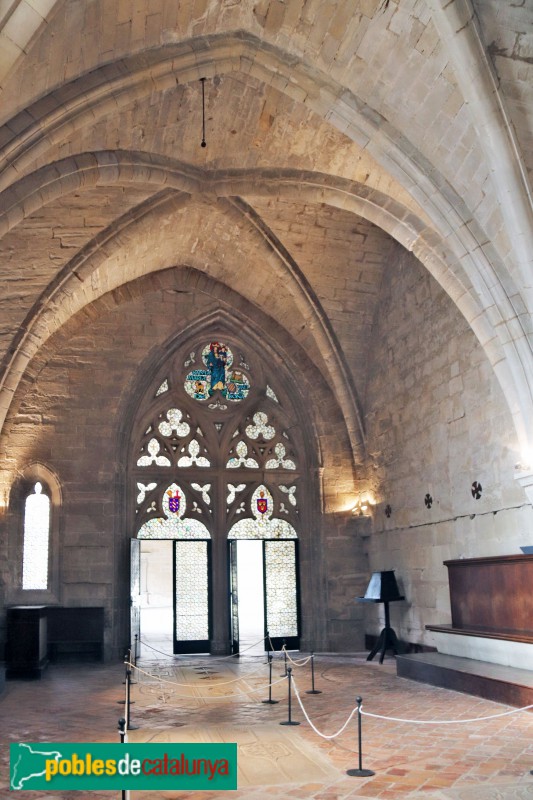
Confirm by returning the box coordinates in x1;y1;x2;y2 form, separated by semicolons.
356;571;404;664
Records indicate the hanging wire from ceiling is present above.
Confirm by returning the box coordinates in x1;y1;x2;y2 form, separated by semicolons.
200;77;207;148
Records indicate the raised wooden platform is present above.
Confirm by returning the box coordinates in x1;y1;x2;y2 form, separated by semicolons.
396;652;533;708
426;623;533;645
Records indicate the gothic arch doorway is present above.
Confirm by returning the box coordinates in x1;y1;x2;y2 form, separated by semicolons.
129;335;311;655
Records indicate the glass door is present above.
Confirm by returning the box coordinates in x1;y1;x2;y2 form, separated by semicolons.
263;539;300;651
173;539;211;654
228;539;239;654
130;538;141;655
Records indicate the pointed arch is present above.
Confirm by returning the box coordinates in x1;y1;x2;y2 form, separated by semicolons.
121;305;329;653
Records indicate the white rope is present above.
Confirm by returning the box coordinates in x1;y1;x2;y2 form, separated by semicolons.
268;636;292;658
291;677;358;739
361;704;533;724
282;646;313;667
129;662;286;699
138;633;267;663
129;661;268;686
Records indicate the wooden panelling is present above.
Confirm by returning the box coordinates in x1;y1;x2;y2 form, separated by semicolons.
444;555;533;635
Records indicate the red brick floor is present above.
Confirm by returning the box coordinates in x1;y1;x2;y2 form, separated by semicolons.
1;651;532;799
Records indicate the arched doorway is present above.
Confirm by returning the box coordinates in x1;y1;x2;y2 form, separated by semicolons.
129;337;309;654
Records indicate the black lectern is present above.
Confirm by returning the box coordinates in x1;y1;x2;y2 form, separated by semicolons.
356;571;404;663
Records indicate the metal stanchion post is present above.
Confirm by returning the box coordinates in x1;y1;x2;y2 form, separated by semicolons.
118;717;130;800
125;666;139;731
122;653;129;685
266;630;271;661
279;667;300;726
281;639;287;677
134;634;138;665
262;653;279;705
119;659;128;697
126;650;137;685
119;658;136;697
346;696;375;777
305;652;322;695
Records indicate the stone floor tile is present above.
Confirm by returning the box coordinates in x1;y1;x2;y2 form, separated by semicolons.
1;651;532;799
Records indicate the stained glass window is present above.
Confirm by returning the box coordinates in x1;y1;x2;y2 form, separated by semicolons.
265;442;296;470
136;482;157;504
280;485;297;506
184;342;250;404
245;411;275;440
177;439;210;467
228;485;297;539
266;385;279;403
227;483;246;504
22;482;50;590
137;483;210;539
158;408;190;437
191;483;211;504
226;441;259;468
137;438;171;467
132;338;306;654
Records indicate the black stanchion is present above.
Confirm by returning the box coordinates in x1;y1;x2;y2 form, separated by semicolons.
279;667;300;726
119;659;136;696
118;717;129;800
305;652;322;695
281;639;288;677
134;634;138;665
262;653;279;705
346;696;375;777
122;652;129;685
125;666;139;731
266;630;271;661
126;651;137;685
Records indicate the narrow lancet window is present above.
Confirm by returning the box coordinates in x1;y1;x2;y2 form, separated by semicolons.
22;482;50;590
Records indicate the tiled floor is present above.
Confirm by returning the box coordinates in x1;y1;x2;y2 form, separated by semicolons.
1;645;532;799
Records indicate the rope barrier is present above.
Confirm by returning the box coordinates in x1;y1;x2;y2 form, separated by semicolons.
118;641;533;787
268;635;285;656
292;677;358;739
360;704;533;725
128;661;268;686
128;662;286;699
138;633;268;663
282;645;313;667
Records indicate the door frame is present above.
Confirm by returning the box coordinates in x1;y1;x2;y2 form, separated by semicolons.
227;537;301;653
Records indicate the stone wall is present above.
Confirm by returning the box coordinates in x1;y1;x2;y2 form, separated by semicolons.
363;247;533;648
0;271;366;658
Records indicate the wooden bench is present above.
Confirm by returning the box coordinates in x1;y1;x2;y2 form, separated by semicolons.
397;554;533;706
47;607;105;662
426;553;533;659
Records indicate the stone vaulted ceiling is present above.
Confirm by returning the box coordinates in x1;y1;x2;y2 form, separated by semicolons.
0;0;532;487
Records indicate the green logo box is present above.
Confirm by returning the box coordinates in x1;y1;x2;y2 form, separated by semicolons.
10;742;237;791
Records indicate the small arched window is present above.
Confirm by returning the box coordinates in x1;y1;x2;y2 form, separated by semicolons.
22;482;51;591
